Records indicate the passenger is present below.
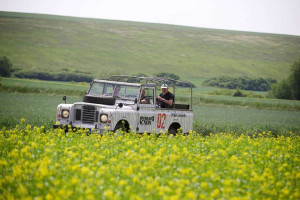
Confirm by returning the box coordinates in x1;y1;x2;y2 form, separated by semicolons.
113;85;121;97
140;88;148;104
157;84;174;108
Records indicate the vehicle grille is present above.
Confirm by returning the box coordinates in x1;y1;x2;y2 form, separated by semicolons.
82;105;96;124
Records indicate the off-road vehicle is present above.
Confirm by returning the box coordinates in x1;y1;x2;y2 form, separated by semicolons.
53;76;193;134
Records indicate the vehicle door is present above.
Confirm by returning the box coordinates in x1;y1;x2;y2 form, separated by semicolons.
137;86;157;133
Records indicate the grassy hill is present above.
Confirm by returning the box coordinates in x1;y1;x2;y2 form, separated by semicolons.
1;11;300;86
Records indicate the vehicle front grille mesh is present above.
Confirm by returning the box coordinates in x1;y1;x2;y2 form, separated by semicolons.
82;105;96;124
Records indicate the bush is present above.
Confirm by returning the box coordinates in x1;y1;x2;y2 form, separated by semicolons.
268;80;292;100
154;72;180;80
133;73;148;77
268;59;300;100
153;72;195;88
207;89;263;98
232;89;246;97
203;76;277;91
0;56;12;77
290;60;300;100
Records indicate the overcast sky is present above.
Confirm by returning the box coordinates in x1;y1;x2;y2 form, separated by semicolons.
1;0;300;36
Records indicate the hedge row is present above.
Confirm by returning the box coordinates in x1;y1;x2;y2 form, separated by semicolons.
14;71;93;82
202;76;277;91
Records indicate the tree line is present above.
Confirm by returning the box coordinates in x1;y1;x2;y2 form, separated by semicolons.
202;76;277;91
0;56;92;82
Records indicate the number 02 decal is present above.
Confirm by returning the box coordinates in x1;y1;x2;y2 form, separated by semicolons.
157;113;166;129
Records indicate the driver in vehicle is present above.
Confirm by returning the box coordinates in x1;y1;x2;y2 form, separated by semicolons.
113;85;121;97
140;88;148;104
157;84;174;108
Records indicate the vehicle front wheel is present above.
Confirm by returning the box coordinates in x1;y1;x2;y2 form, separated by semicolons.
113;121;128;134
169;128;177;136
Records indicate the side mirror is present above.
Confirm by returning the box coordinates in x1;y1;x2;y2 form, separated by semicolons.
117;103;123;108
63;96;67;104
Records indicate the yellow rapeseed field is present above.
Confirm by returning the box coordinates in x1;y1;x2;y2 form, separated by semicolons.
0;120;299;200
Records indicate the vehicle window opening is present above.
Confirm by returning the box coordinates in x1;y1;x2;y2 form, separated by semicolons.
140;87;154;104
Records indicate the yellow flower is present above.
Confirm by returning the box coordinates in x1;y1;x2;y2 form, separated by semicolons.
130;194;143;200
46;193;53;200
71;177;79;185
281;188;290;195
200;182;208;189
125;165;134;176
17;184;28;196
0;159;8;166
12;165;22;177
139;148;147;154
185;191;196;200
211;188;220;198
103;189;114;199
81;166;90;175
166;195;180;200
118;179;127;187
231;155;238;162
36;182;44;189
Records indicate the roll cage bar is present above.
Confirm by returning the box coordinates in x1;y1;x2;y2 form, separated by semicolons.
106;75;193;110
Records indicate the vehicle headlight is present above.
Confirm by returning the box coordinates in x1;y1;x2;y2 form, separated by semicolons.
62;110;70;118
100;114;108;123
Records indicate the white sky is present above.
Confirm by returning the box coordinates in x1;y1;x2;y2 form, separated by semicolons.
0;0;300;36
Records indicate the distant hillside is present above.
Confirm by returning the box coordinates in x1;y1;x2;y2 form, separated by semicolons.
0;11;300;86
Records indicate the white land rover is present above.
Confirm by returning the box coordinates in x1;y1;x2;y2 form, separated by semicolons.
53;76;193;134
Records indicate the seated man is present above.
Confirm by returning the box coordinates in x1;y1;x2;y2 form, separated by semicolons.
140;88;148;104
157;84;174;108
113;85;121;97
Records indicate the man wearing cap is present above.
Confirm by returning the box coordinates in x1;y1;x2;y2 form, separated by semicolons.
157;84;174;108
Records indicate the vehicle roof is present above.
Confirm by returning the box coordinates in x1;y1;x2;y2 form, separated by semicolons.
105;75;193;88
93;79;142;87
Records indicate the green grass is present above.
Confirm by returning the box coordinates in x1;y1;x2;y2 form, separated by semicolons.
0;92;81;128
0;11;300;89
2;77;88;90
1;91;299;135
1;77;88;96
193;105;300;135
3;78;300;111
195;95;300;111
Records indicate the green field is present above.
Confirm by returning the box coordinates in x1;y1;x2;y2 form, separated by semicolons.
1;77;88;96
1;78;300;135
1;11;300;88
2;77;89;90
0;91;81;128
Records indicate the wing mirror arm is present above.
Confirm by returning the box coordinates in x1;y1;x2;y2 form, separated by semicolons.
63;96;67;104
116;103;123;109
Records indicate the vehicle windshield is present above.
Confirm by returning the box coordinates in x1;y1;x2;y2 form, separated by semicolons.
89;82;139;100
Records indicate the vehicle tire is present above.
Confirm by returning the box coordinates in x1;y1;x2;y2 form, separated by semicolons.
114;122;128;134
168;123;181;136
169;128;177;136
